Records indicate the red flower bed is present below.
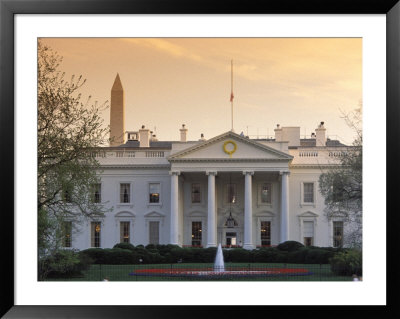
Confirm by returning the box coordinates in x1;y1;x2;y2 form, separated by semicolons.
130;267;312;277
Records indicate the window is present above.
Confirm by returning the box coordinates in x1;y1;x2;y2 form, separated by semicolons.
149;221;159;245
191;183;201;203
191;221;202;246
260;221;271;246
91;222;101;247
149;183;160;203
120;183;130;203
227;183;237;204
62;221;72;247
333;221;344;247
92;183;101;203
303;221;314;246
120;221;130;243
260;183;272;204
303;182;314;203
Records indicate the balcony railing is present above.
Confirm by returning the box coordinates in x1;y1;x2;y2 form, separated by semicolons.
90;150;168;158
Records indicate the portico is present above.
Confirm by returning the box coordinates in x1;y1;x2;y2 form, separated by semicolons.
168;131;293;249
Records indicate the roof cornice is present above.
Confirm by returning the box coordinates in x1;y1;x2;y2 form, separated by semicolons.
99;164;170;169
169;158;290;163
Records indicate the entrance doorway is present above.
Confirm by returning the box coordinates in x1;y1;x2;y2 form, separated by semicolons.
226;232;237;246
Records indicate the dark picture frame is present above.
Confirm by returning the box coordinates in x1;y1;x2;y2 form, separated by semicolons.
1;0;399;317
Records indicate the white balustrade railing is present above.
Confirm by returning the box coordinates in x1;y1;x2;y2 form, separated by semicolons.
90;150;167;158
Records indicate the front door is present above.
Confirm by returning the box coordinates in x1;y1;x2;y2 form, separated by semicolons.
226;232;237;247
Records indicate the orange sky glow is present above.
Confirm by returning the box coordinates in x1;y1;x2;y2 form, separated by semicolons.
40;38;362;144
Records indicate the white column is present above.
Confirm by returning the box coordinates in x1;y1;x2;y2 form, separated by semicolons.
280;171;290;243
206;171;217;248
170;171;180;245
243;171;254;250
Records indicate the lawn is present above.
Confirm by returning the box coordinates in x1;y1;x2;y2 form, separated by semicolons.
45;263;353;281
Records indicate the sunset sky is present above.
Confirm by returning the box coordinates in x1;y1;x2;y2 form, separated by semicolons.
40;38;362;144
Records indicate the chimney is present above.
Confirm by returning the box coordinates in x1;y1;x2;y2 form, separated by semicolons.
139;125;151;147
199;133;206;141
150;133;158;142
315;121;326;146
180;124;188;142
274;124;282;142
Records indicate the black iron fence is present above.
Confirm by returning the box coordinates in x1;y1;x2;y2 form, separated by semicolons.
45;263;361;281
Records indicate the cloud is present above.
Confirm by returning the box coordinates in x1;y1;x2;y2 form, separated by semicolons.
121;38;267;82
122;38;205;63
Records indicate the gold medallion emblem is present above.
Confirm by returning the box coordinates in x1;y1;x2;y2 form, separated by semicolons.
223;140;237;158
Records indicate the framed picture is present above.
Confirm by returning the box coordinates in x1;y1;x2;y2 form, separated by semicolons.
1;0;398;317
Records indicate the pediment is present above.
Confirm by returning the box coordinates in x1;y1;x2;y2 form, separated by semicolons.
298;211;319;218
115;211;135;218
144;211;165;218
168;131;293;161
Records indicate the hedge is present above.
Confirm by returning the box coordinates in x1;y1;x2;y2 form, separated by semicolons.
78;242;350;265
80;248;138;264
277;241;305;252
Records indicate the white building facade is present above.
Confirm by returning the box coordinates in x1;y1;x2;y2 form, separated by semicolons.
68;76;350;251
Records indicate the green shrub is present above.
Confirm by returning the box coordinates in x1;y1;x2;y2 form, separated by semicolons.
180;248;195;262
199;247;217;263
304;248;334;264
80;248;107;264
250;248;287;263
80;248;138;264
162;253;173;263
225;248;250;262
277;241;304;252
330;249;362;276
113;243;135;251
287;247;308;263
44;249;93;278
155;244;180;255
169;246;184;262
142;251;164;264
285;247;331;264
105;248;138;264
76;251;94;271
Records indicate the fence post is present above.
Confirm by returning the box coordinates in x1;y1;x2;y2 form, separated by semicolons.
284;263;287;281
320;264;322;281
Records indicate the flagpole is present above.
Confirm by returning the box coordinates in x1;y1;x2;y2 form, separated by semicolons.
231;59;234;131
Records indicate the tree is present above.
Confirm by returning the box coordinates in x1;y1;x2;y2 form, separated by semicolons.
319;107;362;249
37;40;110;278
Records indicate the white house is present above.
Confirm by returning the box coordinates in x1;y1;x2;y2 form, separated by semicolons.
68;74;351;251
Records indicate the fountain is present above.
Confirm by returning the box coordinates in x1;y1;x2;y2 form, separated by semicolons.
213;243;225;272
129;245;313;279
